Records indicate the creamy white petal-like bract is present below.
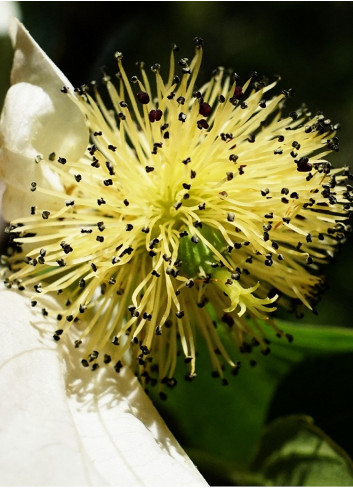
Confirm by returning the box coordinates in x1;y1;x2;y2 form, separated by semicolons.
0;19;88;221
0;284;206;486
0;1;21;35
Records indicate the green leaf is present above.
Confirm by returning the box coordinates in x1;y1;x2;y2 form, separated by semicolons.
151;321;353;471
251;415;353;486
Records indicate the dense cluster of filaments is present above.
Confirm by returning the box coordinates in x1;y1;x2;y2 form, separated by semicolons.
4;38;352;391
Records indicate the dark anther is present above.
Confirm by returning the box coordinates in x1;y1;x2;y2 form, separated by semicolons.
114;360;123;373
233;86;243;99
149;109;163;123
197;119;209;130
296;157;312;172
222;313;234;327
178;112;187;122
229;154;238;162
286;333;294;343
199;102;212;117
193;36;204;47
178;57;189;67
137;91;150;104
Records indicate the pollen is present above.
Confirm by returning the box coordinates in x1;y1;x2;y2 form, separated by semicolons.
3;37;352;392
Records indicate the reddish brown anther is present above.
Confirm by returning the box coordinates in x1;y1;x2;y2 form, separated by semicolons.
197;119;209;130
296;157;312;172
199;102;212;117
149;109;163;122
137;91;150;104
233;86;243;99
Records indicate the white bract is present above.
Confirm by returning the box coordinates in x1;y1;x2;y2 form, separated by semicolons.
0;19;206;486
0;1;21;35
0;17;87;221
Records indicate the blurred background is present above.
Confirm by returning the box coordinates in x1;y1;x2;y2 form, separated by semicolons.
1;2;353;484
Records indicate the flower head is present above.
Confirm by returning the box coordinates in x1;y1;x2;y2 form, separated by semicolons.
2;31;351;390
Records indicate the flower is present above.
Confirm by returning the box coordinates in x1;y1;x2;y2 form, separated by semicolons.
1;22;351;394
0;19;206;486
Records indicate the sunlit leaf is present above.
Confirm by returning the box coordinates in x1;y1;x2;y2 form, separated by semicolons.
251;415;353;486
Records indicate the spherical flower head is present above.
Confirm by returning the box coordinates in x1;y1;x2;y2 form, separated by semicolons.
3;37;352;390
